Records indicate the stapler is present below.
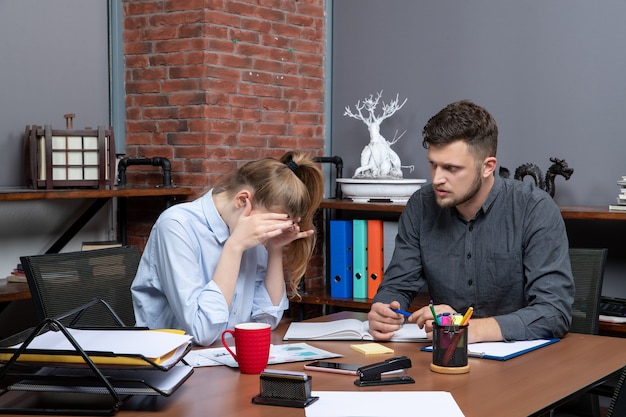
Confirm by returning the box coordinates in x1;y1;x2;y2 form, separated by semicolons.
354;355;415;387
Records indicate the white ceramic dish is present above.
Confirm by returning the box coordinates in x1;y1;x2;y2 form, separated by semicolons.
336;178;427;203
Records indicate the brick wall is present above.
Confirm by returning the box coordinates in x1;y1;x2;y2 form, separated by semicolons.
122;0;327;298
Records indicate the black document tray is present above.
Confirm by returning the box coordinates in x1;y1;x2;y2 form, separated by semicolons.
0;300;194;415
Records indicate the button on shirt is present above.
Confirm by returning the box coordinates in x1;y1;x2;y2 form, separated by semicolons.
373;176;574;341
131;189;289;346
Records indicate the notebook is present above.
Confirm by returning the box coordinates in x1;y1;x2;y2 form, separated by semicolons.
283;318;428;342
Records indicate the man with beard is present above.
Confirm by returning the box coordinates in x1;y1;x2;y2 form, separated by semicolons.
367;100;574;343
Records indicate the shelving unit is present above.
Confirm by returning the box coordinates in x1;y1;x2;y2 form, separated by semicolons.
293;199;626;336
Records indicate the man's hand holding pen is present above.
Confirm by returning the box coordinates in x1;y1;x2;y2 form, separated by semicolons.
368;301;457;341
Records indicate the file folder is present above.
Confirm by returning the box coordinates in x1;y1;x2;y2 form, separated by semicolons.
352;219;368;299
367;219;384;299
383;221;398;271
329;220;353;298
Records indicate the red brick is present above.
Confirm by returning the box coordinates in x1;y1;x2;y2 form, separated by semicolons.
125;55;150;68
165;0;205;12
167;132;204;145
238;135;268;147
253;58;284;73
187;119;211;132
169;92;207;106
175;146;209;159
255;7;285;22
162;79;201;93
159;119;188;132
258;123;287;135
169;65;207;79
208;39;237;54
155;39;192;54
238;83;281;97
241;17;272;33
261;111;290;124
207;65;241;80
131;67;167;81
228;28;260;44
241;71;273;85
229;95;259;108
203;106;233;119
225;1;256;17
179;24;204;38
126;81;161;94
150;53;185;67
268;136;298;148
135;94;169;107
144;107;179;119
143;27;178;41
126;2;163;15
207;10;241;27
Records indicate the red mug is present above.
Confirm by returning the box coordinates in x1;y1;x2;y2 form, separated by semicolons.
221;323;271;374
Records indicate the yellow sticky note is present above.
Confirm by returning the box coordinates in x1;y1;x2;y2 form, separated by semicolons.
350;343;394;355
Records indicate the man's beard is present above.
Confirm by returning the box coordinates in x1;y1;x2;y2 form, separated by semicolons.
436;172;482;208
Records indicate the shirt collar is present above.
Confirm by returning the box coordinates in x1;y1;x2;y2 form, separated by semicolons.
202;189;230;244
480;174;504;216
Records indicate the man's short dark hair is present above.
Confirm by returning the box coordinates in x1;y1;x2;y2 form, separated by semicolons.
422;100;498;160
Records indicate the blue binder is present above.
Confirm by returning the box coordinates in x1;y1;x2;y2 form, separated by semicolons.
352;219;368;299
329;220;353;298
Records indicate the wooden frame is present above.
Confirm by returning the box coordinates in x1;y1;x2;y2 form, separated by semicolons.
24;125;116;190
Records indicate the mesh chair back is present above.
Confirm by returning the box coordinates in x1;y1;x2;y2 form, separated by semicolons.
569;248;607;335
20;245;140;327
554;248;608;417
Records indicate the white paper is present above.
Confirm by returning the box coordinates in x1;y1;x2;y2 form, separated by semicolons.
185;342;341;368
15;329;192;359
305;391;465;417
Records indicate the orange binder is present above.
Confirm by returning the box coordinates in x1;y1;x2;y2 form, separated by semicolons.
367;219;384;298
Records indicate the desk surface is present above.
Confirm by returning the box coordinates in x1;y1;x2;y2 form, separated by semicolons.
108;311;626;417
0;282;30;303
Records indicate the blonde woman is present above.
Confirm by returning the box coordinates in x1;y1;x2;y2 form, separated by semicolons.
131;152;324;346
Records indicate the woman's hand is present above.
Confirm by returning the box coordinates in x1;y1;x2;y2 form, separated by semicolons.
227;198;296;252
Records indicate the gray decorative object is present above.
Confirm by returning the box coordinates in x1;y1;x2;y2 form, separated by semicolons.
499;157;574;198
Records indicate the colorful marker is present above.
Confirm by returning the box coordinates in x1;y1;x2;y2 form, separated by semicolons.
429;301;440;325
461;306;474;325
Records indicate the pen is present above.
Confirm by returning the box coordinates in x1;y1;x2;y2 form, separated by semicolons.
390;307;412;318
429;300;440;325
461;307;474;325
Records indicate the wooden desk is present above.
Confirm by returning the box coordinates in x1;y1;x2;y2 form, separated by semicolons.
104;311;626;417
0;282;30;303
0;186;194;253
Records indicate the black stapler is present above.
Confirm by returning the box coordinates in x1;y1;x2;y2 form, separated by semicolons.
354;355;415;387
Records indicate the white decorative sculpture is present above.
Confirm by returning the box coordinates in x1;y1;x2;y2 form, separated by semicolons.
344;91;414;179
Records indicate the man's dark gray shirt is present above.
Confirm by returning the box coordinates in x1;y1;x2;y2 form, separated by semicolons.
373;175;574;341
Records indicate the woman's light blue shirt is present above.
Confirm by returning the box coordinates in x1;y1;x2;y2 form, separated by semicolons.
131;189;289;346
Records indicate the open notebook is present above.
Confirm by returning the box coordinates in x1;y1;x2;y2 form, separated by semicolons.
283;318;428;342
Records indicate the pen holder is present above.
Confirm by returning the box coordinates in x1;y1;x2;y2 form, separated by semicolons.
430;323;470;374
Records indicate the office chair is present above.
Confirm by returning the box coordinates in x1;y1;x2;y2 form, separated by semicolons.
553;248;608;417
20;245;140;328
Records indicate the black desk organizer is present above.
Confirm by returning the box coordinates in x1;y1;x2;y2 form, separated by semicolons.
0;299;193;415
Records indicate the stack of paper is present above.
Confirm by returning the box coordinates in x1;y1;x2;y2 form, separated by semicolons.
609;176;626;211
1;328;193;368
